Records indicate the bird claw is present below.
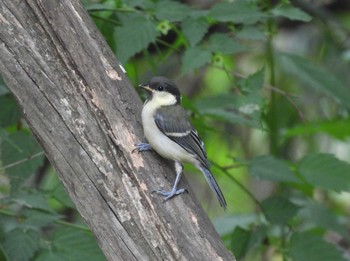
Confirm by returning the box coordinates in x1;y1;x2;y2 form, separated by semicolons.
152;188;187;201
133;143;152;153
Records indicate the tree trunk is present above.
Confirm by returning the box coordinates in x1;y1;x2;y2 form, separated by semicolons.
0;0;234;260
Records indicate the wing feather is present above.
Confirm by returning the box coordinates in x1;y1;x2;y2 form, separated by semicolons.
155;105;209;168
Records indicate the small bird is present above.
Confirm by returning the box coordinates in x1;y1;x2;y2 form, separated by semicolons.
135;76;227;209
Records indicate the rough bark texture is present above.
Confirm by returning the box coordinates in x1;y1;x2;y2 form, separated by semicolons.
0;0;235;260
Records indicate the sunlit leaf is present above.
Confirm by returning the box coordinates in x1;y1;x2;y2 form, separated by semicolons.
249;155;299;183
298;153;350;192
289;231;347;261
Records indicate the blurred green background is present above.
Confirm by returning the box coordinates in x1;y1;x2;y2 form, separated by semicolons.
1;0;350;260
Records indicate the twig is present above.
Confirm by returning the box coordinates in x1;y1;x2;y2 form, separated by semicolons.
211;161;261;208
0;151;44;171
233;72;307;123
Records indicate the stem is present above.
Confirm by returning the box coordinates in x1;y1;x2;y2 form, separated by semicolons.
267;14;278;156
0;151;44;170
0;209;91;232
211;161;265;215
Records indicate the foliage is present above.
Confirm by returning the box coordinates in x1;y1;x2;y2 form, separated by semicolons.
1;0;350;260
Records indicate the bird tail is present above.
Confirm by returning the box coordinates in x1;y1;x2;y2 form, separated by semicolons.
199;165;227;209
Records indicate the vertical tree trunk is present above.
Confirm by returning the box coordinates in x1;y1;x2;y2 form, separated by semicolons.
0;0;234;260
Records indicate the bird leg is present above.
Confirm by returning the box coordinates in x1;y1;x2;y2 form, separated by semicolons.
153;161;186;201
133;142;152;153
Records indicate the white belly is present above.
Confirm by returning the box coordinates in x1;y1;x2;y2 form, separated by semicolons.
141;102;195;164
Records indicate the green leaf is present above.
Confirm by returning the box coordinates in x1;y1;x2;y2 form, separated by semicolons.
154;1;190;22
237;68;264;93
24;209;60;227
298;153;350;192
52;227;105;261
213;213;260;236
0;94;22;127
261;196;299;225
210;1;266;24
236;26;266;41
230;227;251;259
12;189;52;212
1;130;44;192
279;54;350;109
3;228;40;261
230;226;267;260
249;155;299;183
195;93;259;128
181;46;211;74
0;80;9;96
298;202;350;241
0;245;8;261
181;17;209;47
283;119;350;141
51;183;75;208
272;5;312;22
207;33;246;55
35;250;67;261
289;230;347;261
196;70;265;128
115;13;158;63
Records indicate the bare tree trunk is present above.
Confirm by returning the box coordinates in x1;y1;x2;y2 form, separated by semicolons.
0;0;234;260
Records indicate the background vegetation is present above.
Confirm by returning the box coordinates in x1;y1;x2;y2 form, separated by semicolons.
1;0;350;260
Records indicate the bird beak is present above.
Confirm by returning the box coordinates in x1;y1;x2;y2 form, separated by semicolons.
138;83;154;93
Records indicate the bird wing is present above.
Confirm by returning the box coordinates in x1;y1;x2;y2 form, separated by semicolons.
154;105;210;168
155;105;227;208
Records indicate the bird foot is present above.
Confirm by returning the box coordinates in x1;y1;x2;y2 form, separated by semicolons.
133;143;152;153
153;188;187;201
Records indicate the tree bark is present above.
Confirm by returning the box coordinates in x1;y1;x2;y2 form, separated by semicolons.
0;0;234;260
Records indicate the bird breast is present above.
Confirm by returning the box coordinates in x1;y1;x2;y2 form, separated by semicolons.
141;101;195;164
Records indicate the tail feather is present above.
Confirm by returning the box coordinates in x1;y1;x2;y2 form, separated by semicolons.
199;166;227;209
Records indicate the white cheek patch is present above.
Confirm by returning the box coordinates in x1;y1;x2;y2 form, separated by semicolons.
153;92;177;106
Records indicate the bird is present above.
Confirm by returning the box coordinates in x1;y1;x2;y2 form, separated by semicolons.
134;76;227;209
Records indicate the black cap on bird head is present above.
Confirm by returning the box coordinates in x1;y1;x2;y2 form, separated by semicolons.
139;76;181;104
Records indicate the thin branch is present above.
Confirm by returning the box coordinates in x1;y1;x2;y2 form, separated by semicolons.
211;161;261;208
0;209;91;232
221;163;245;171
0;151;44;171
233;72;307;123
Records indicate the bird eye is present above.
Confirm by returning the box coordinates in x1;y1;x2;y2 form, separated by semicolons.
157;85;164;91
